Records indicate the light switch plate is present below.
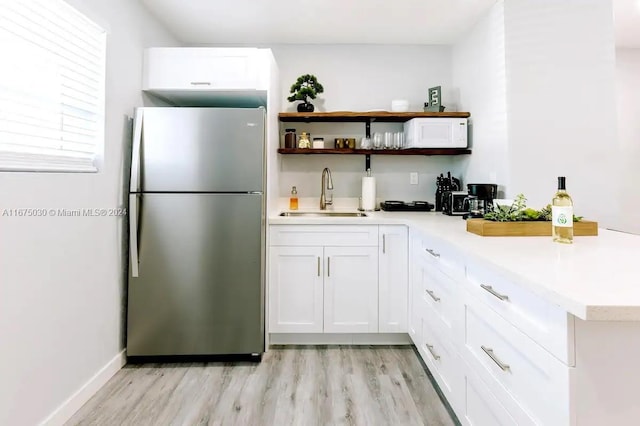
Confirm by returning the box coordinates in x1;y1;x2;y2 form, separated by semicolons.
410;172;419;185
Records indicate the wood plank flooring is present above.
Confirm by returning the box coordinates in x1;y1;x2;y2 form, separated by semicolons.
66;346;456;426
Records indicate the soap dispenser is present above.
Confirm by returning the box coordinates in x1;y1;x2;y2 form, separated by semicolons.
289;186;298;210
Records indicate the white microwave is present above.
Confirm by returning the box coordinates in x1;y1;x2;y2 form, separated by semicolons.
403;118;468;148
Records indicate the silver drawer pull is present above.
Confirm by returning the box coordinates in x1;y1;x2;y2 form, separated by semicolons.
481;346;510;372
425;248;440;258
480;284;509;301
190;81;212;85
426;344;440;361
425;289;440;302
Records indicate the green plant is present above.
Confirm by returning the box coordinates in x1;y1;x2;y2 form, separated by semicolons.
484;193;528;222
484;198;583;222
287;74;324;104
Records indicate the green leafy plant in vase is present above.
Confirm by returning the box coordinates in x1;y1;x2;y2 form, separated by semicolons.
287;74;324;112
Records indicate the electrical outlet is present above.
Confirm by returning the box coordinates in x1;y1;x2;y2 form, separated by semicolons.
410;172;419;185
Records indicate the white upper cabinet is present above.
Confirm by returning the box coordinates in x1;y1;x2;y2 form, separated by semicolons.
378;225;408;333
142;47;272;106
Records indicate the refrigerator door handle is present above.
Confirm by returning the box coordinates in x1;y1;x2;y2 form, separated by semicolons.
129;194;140;277
130;108;144;193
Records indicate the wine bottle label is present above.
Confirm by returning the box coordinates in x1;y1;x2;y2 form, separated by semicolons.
552;206;573;228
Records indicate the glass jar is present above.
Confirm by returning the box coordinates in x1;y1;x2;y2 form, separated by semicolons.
298;132;311;148
284;128;296;149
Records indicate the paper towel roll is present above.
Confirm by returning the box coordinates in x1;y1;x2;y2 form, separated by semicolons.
361;176;377;211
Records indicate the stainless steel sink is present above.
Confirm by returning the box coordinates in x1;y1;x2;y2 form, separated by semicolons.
279;212;368;217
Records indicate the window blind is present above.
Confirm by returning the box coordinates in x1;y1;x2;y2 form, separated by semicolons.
0;0;106;172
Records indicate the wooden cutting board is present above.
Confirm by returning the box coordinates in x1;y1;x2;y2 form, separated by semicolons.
466;219;598;237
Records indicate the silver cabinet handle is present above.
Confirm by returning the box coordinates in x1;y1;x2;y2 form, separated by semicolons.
480;284;509;301
190;81;211;85
426;344;440;360
129;194;140;278
327;257;330;277
382;234;386;254
130;108;143;193
425;248;440;258
317;257;320;277
481;346;510;372
425;289;440;302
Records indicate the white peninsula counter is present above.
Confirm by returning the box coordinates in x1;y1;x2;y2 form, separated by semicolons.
268;209;640;425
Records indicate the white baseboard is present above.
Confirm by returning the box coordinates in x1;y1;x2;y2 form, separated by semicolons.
269;333;412;345
40;350;126;426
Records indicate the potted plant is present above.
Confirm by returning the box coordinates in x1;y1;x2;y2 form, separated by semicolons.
287;74;324;112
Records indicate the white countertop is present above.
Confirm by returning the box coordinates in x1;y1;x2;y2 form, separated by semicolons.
269;208;640;321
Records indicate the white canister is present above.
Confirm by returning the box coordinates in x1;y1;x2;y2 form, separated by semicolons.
391;99;409;112
312;138;324;149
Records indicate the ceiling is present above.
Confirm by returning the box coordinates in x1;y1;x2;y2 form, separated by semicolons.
139;0;497;45
141;0;639;47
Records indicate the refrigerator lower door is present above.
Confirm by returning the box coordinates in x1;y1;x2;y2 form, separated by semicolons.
127;193;264;356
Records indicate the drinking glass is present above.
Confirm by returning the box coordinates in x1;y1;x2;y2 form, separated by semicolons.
384;132;393;149
393;132;404;149
373;132;383;149
360;137;372;149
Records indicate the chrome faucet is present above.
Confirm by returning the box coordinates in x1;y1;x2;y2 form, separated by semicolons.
320;167;334;210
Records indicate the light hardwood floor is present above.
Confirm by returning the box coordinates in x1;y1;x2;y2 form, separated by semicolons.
66;346;456;426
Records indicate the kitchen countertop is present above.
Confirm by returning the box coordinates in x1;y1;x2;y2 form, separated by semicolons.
269;209;640;321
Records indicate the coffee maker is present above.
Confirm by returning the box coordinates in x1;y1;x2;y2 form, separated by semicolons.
465;183;498;218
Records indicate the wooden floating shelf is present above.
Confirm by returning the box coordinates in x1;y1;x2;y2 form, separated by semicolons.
277;148;472;156
278;111;471;122
466;219;599;237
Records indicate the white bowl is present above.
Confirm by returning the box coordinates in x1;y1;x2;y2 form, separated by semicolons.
391;99;409;112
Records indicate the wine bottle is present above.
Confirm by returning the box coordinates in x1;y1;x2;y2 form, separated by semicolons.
552;176;573;244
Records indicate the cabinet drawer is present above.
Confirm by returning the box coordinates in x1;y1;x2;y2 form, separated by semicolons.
413;230;465;281
464;297;570;426
270;225;379;247
418;306;463;412
465;259;574;365
418;257;458;335
464;371;517;426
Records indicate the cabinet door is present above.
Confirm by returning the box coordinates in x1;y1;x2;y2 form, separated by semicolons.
144;48;259;90
378;225;408;333
269;246;323;333
408;234;423;343
324;246;379;333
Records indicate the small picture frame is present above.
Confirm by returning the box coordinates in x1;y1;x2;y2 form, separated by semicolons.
424;86;444;112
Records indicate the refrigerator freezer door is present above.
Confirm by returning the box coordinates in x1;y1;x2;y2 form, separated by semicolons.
134;108;265;193
127;193;264;356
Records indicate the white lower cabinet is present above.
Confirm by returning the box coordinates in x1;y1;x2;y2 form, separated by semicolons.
269;225;382;335
420;305;464;414
324;246;378;333
268;246;323;333
378;225;408;333
463;294;569;426
464;370;517;426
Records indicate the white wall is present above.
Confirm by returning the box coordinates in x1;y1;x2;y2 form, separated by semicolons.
0;1;178;425
271;44;459;203
503;0;618;226
615;48;640;234
452;2;508;195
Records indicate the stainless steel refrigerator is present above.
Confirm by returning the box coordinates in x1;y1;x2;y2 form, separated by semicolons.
127;107;265;357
